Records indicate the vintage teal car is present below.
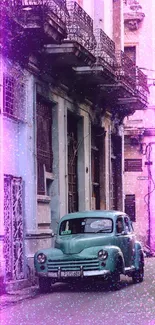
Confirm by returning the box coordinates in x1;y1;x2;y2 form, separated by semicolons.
34;210;144;293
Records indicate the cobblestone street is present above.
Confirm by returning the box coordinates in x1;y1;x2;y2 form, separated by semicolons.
0;258;155;325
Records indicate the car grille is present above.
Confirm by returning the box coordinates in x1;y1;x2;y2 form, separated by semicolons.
47;258;100;272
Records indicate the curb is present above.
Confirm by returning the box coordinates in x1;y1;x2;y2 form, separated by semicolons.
0;286;39;309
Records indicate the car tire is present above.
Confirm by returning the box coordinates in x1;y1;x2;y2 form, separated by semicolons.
110;271;121;290
132;258;144;284
109;259;122;290
39;278;51;293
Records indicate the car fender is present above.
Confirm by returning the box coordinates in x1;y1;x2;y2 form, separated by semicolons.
104;246;125;273
34;248;64;270
133;241;144;270
80;245;125;273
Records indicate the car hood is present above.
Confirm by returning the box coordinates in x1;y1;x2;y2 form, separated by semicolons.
55;234;114;254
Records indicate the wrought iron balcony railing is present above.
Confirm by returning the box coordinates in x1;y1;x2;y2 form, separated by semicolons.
93;29;116;71
65;1;96;51
115;51;136;90
136;67;149;97
0;0;68;24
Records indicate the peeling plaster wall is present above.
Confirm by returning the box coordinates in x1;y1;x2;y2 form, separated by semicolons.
124;1;155;252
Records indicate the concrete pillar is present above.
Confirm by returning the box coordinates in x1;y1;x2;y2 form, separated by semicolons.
78;110;91;211
83;0;94;18
113;0;124;52
93;0;104;31
102;112;111;209
50;96;67;234
24;75;37;232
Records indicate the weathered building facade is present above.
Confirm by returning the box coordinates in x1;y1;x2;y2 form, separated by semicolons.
0;0;148;291
123;0;155;254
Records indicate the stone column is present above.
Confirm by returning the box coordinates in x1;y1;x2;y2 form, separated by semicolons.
101;111;112;209
93;0;104;31
23;74;37;233
113;0;124;52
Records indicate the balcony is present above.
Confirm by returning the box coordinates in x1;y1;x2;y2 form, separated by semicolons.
136;67;149;104
66;1;96;52
116;51;136;92
44;1;96;67
71;28;117;104
114;51;148;113
0;0;68;48
93;29;116;78
123;0;145;30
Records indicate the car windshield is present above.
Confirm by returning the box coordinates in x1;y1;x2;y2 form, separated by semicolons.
59;218;113;235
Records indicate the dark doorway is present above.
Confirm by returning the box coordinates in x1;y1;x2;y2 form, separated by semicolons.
67;113;78;213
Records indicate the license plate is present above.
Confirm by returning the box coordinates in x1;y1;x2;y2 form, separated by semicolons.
48;272;58;278
61;271;81;277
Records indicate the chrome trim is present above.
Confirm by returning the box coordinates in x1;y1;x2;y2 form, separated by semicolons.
83;270;110;276
58;267;61;279
80;265;83;278
36;269;110;278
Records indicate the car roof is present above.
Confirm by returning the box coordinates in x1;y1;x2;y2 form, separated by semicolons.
60;210;126;222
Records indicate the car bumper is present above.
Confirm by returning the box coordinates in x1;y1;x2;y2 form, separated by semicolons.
36;269;110;278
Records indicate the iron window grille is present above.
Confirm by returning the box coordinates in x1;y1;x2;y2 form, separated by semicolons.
37;99;53;195
124;159;142;172
3;75;15;116
3;73;26;121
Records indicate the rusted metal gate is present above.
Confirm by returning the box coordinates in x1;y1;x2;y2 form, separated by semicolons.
3;175;25;281
37;98;53;195
67;114;78;213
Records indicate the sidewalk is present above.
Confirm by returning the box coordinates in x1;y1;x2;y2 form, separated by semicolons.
0;285;39;309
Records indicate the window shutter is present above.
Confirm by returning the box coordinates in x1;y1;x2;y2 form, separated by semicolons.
125;159;142;172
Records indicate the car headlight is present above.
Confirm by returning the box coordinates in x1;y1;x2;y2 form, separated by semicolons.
37;253;47;264
98;249;108;260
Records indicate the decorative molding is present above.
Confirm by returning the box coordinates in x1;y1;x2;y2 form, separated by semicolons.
26;229;54;239
124;10;145;31
37;195;51;203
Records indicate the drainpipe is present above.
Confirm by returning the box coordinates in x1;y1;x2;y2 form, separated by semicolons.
147;163;151;249
145;142;155;253
0;54;5;293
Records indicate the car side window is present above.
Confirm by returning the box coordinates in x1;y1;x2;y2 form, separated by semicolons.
124;216;131;233
116;217;124;234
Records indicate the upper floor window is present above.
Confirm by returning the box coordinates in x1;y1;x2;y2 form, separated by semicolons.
3;75;15;116
37;98;53;195
3;73;26;121
124;46;136;64
124;159;142;172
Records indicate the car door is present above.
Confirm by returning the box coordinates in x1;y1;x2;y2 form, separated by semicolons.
115;215;135;267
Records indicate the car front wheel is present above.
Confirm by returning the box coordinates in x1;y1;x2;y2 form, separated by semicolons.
132;259;144;284
110;271;121;290
39;278;52;293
